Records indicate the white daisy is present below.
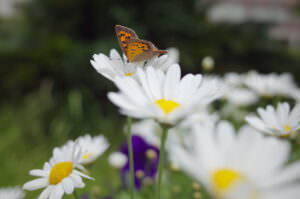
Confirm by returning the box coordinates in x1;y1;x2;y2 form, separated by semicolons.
172;121;300;199
205;75;258;106
23;142;93;199
224;72;244;87
90;48;179;81
75;134;109;164
244;71;298;98
0;187;24;199
291;88;300;103
245;102;300;138
221;73;259;106
108;64;221;124
225;88;258;106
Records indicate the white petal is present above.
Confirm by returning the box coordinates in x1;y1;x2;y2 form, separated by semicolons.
262;161;300;188
163;64;181;99
49;184;64;199
289;103;300;124
62;178;74;194
52;148;64;163
108;92;138;111
245;116;269;133
30;169;49;177
216;121;235;152
109;49;121;60
113;77;147;106
70;174;83;185
146;67;162;99
137;67;154;100
74;170;94;180
176;74;199;102
264;184;300;199
23;178;48;190
38;186;53;199
43;163;51;171
75;182;85;188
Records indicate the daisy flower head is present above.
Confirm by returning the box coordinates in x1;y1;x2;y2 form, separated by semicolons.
0;187;25;199
108;64;221;125
23;141;93;199
75;134;109;165
224;72;244;87
244;71;298;98
90;48;179;82
172;121;300;199
204;75;258;107
246;102;300;138
220;73;258;106
225;88;258;106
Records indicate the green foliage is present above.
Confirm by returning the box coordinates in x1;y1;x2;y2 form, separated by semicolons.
1;0;300;99
0;82;123;187
1;0;300;198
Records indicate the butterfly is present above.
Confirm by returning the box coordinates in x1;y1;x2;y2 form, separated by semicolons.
115;25;167;62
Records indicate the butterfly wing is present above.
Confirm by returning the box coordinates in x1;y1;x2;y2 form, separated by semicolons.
126;38;167;62
115;25;139;54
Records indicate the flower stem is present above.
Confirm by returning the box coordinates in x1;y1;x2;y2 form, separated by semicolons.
73;190;79;199
156;125;169;199
127;117;135;199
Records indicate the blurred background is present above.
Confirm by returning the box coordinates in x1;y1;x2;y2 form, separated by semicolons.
1;0;300;196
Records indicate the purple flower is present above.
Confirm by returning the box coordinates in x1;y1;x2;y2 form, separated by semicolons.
80;194;112;199
80;194;89;199
120;135;160;189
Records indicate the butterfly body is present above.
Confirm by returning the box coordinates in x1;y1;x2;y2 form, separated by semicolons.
115;25;167;62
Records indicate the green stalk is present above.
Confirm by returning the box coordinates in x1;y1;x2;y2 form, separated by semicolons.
73;190;79;199
156;125;169;199
127;117;135;199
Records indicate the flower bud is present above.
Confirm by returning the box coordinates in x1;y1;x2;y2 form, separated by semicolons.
202;56;214;72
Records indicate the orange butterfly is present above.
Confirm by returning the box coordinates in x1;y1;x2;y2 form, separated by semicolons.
115;25;167;62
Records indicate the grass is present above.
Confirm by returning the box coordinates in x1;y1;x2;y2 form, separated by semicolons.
0;84;126;198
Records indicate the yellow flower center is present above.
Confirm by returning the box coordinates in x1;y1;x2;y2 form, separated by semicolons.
155;99;181;115
285;124;292;132
135;170;145;179
49;162;73;185
212;169;241;192
277;125;293;138
82;153;93;160
146;149;157;160
125;72;133;76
